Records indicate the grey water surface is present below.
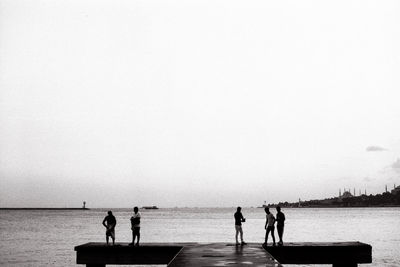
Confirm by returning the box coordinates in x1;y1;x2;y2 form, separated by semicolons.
0;207;399;266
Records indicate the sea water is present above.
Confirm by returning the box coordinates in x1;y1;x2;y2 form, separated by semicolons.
0;207;399;266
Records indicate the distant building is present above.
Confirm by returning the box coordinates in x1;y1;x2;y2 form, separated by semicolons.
340;191;353;199
391;186;400;195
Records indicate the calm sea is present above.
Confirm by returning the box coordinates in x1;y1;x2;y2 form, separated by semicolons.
0;207;399;266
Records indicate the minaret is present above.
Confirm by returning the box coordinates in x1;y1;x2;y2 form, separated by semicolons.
339;189;341;197
83;201;86;209
385;185;388;193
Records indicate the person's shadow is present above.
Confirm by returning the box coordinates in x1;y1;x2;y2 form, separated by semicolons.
234;244;243;254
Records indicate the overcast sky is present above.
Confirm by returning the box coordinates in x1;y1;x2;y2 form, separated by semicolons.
1;0;399;208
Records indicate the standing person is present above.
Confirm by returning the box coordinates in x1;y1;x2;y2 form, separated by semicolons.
276;206;285;245
130;207;141;246
102;211;116;245
234;207;247;245
264;207;276;246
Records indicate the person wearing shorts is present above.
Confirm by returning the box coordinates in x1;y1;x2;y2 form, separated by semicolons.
102;211;116;245
264;207;276;246
130;207;141;246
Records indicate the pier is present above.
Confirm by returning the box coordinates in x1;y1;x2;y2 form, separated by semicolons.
75;242;371;267
264;242;372;267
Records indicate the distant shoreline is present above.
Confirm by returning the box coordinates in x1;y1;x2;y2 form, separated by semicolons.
273;205;400;208
0;208;90;210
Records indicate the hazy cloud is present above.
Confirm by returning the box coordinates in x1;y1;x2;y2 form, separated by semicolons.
363;177;372;182
366;146;387;152
392;159;400;173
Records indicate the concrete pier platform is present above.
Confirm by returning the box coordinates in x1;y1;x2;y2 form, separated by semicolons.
168;243;279;267
75;242;183;266
75;242;371;266
263;242;372;267
75;242;278;266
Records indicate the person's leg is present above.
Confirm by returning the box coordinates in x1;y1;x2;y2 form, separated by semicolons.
136;228;140;246
106;234;109;245
239;227;243;242
111;231;115;245
132;230;136;245
271;227;276;245
265;227;270;244
277;225;283;243
235;226;240;244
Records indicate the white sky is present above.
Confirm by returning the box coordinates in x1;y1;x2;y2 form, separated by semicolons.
1;0;399;207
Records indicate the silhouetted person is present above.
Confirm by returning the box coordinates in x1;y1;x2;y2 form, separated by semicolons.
102;211;116;245
276;206;285;245
264;207;276;246
234;207;247;245
130;207;141;246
